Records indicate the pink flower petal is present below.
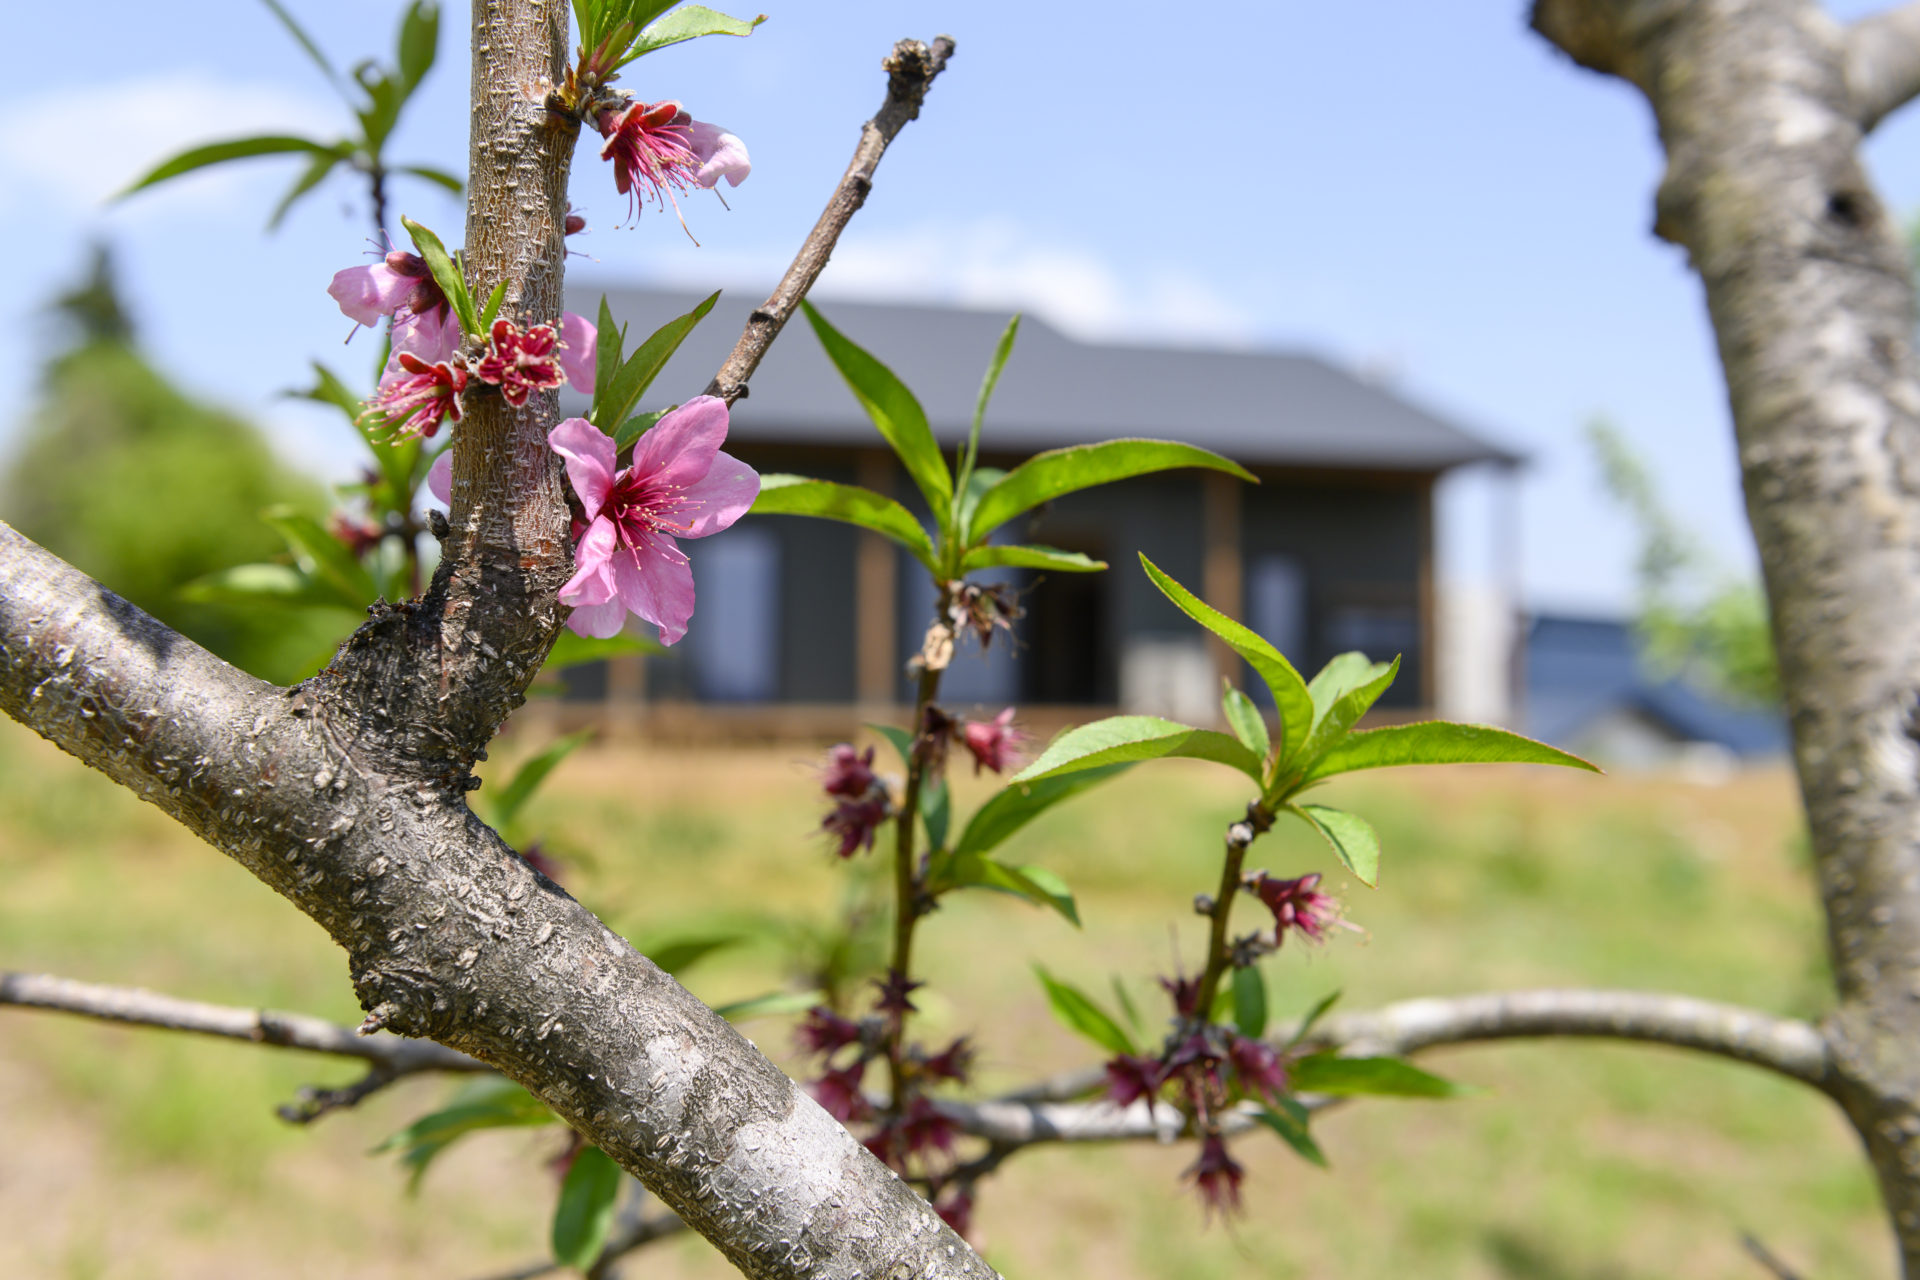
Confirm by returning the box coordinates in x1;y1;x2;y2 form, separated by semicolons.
547;417;618;521
328;263;411;327
559;311;597;394
565;596;629;639
392;307;463;366
632;395;730;492
559;516;620;608
426;452;453;504
612;529;695;646
686;121;751;189
676;450;760;539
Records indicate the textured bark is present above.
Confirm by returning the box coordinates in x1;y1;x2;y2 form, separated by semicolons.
1532;1;1920;1269
0;2;995;1273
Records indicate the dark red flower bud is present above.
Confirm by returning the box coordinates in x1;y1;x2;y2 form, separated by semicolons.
794;1005;864;1058
1103;1053;1168;1111
899;1094;957;1158
1248;871;1348;946
1184;1134;1245;1219
822;743;878;798
920;1036;975;1085
871;970;922;1021
1227;1034;1288;1106
810;1060;871;1124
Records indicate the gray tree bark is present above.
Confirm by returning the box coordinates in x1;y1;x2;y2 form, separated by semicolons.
1531;1;1920;1271
0;2;994;1276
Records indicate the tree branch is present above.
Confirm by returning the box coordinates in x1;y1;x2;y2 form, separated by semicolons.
1846;1;1920;131
704;35;955;405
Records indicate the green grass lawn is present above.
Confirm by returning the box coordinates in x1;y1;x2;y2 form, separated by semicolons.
0;715;1886;1279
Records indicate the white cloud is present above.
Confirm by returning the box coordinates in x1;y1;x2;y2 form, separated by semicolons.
0;71;334;213
639;217;1260;346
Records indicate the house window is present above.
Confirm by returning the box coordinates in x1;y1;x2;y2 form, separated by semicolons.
691;528;780;702
1247;555;1307;663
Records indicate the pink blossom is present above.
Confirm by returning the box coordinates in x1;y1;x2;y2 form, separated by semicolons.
1184;1135;1245;1220
1249;871;1350;946
823;795;888;858
594;99;750;221
559;310;596;394
364;354;466;440
795;1006;865;1059
822;744;879;798
391;305;464;368
961;708;1024;775
474;319;565;407
810;1061;872;1124
547;401;759;643
329;251;448;330
426;451;452;504
898;1095;957;1159
1104;1054;1167;1111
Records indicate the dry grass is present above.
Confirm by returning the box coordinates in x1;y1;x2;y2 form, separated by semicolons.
0;717;1887;1279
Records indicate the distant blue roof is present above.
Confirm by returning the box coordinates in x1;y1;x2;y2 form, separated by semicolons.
1525;614;1788;757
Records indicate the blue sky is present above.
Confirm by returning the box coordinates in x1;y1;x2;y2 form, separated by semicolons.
3;2;1917;612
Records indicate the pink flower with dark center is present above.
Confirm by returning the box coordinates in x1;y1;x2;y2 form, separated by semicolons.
810;1060;871;1124
1184;1135;1245;1220
961;708;1024;775
932;1189;973;1239
822;795;888;858
594;99;750;222
547;400;759;643
1227;1034;1288;1106
795;1006;865;1059
872;970;923;1021
473;318;566;407
822;744;879;798
920;1037;975;1086
1104;1053;1168;1112
364;354;466;440
1249;871;1349;946
329;250;448;330
899;1095;957;1159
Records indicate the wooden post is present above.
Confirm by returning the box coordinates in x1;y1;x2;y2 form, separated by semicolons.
856;450;899;709
1417;479;1436;716
1202;471;1244;718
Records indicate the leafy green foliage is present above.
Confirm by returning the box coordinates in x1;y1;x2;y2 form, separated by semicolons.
551;1145;622;1269
572;0;762;74
957;544;1105;574
1288;803;1382;887
950;765;1132;859
119;136;341;197
1012;716;1264;785
750;476;937;571
639;929;749;976
1288;1053;1469;1099
802;300;952;522
376;1078;557;1190
403;217;480;336
967;441;1254;545
591;292;720;432
1289;655;1400;780
479;730;597;838
623;4;764;61
931;853;1080;925
955;314;1020;501
1232;964;1268;1039
1034;967;1135;1056
1221;683;1271;762
1253;1100;1328;1167
1306;721;1597;781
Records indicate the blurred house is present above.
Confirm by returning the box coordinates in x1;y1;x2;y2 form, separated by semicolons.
1524;614;1788;768
554;288;1521;733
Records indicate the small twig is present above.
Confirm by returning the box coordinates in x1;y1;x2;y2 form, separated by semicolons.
704;35;956;404
276;1066;402;1124
1741;1231;1807;1280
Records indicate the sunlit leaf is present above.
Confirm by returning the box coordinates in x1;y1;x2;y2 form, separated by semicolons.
261;506;378;606
485;729;595;832
1305;721;1599;781
1254;1100;1329;1168
1222;683;1271;765
951;764;1132;859
551;1145;621;1269
1288;803;1381;887
1232;964;1268;1039
119;135;339;198
594;291;718;430
1288;1053;1469;1098
749;475;937;572
1012;716;1263;785
969;440;1254;544
622;5;764;63
1034;966;1135;1056
802;300;952;522
958;544;1105;574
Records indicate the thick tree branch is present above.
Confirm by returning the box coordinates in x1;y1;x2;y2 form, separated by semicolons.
1847;2;1920;130
704;35;955;405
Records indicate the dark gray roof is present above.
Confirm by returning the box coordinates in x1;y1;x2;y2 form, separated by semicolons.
572;285;1522;471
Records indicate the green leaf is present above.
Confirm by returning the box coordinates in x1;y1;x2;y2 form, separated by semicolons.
951;764;1132;859
543;629;665;672
178;563;351;609
266;147;346;230
612;409;670;451
486;729;595;832
867;723;914;768
396;0;440;94
1232;964;1268;1039
261;0;342;85
1139;555;1314;764
1288;1053;1469;1099
1034;967;1135;1056
398;163;462;194
1287;989;1342;1047
592;295;623;409
551;1145;621;1269
261;506;378;607
712;989;824;1021
622;5;764;62
920;778;951;852
376;1079;556;1189
954;466;1006;539
801;300;952;520
956;314;1020;500
1222;683;1271;764
1011;716;1264;785
594;292;718;430
1289;803;1381;887
750;475;937;572
118;135;338;198
640;930;747;976
931;853;1080;926
1110;976;1143;1033
969;440;1254;544
1290;656;1401;775
1305;721;1600;781
352;64;404;151
958;544;1106;574
1254;1101;1329;1168
476;280;509;332
401;216;477;335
